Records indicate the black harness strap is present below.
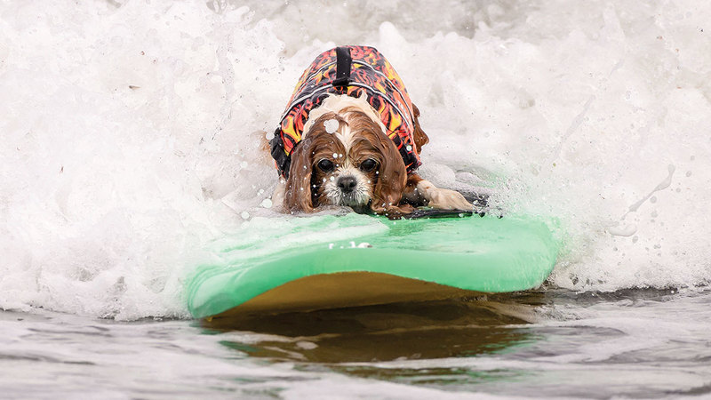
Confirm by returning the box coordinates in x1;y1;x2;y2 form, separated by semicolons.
270;128;291;178
333;46;352;87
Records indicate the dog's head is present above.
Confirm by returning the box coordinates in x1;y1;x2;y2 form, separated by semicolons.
283;108;412;217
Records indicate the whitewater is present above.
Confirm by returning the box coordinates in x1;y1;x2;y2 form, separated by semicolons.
1;0;710;398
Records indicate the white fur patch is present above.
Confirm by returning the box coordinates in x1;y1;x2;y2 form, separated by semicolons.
323;167;372;207
302;93;386;150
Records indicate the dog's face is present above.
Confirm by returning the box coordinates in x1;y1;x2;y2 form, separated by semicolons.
283;109;410;216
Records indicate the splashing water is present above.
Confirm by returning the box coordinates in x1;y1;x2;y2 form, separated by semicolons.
0;0;710;320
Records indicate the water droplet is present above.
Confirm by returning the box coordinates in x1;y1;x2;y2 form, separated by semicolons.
261;198;273;208
406;145;412;151
324;119;339;133
240;211;250;220
333;152;338;158
240;161;248;168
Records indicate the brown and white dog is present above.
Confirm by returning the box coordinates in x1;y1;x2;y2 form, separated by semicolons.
270;46;472;219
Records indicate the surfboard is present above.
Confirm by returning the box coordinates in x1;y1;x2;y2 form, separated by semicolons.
187;213;560;320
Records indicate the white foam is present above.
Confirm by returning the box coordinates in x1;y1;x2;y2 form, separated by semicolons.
1;1;710;319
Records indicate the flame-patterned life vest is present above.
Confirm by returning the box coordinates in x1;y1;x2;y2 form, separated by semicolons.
270;46;421;178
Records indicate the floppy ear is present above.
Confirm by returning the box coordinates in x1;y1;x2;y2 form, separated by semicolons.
370;135;414;218
412;103;429;154
401;173;428;207
283;137;315;213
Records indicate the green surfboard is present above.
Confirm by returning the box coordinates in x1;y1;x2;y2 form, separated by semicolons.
187;213;560;320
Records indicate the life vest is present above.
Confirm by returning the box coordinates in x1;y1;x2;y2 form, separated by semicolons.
270;46;421;178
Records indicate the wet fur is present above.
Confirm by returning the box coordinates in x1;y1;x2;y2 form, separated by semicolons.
277;94;471;218
284;110;414;218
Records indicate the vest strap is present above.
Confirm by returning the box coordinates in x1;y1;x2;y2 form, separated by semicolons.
333;46;352;87
270;129;291;178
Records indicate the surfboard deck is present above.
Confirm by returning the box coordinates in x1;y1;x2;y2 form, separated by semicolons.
187;213;560;319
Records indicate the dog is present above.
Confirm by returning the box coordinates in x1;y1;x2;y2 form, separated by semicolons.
269;46;472;219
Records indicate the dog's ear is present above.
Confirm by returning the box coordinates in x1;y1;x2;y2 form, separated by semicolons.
401;173;428;207
412;103;429;154
283;137;315;213
370;134;413;218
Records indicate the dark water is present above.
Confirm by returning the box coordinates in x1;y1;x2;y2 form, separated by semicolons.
3;288;710;399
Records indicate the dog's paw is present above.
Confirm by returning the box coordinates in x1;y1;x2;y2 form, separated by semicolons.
416;180;473;210
427;188;473;210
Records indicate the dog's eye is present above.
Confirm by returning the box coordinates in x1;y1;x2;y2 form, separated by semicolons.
317;159;335;172
359;158;377;172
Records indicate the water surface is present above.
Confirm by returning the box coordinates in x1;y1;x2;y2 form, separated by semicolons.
3;289;709;398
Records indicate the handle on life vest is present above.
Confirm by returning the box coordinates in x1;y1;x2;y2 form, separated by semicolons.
333;46;352;87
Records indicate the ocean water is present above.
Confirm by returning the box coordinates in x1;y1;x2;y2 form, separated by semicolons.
1;0;710;398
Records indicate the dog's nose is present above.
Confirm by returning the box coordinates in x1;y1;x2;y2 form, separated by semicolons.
337;176;357;193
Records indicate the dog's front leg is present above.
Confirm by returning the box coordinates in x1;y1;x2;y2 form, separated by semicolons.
270;179;287;212
414;179;473;210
